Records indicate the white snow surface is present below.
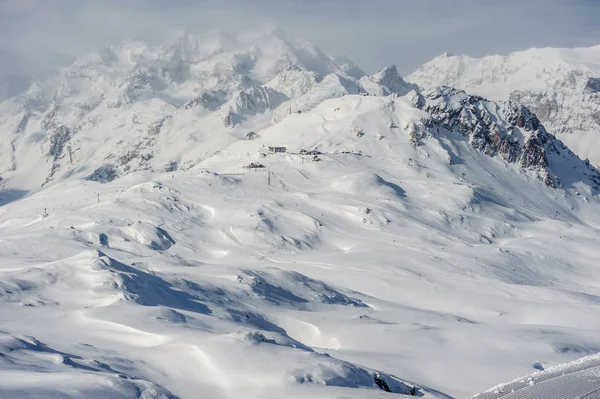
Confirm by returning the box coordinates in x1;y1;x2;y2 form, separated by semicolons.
474;353;600;398
1;33;600;399
408;45;600;166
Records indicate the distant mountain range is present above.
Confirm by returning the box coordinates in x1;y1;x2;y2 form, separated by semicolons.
0;30;597;195
408;45;600;167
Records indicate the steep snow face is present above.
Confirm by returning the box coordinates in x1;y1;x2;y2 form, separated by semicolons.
359;65;416;96
407;46;600;166
218;86;289;126
271;73;358;123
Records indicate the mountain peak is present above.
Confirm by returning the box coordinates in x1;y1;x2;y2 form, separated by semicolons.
359;65;415;96
408;44;600;167
371;65;400;82
419;86;600;191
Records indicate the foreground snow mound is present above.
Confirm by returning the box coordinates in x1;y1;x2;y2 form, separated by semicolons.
237;270;368;308
474;353;600;399
0;133;599;397
408;45;600;166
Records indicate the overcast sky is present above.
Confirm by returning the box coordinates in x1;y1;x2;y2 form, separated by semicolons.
0;0;599;86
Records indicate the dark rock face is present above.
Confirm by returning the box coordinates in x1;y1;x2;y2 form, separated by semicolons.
87;164;118;183
373;373;392;392
585;77;600;93
148;116;171;136
416;87;600;189
15;114;29;134
420;87;542;171
182;90;226;111
47;125;72;161
509;90;560;124
42;109;73;162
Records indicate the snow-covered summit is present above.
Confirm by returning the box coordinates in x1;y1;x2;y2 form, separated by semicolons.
359;65;415;96
264;65;321;98
408;45;600;166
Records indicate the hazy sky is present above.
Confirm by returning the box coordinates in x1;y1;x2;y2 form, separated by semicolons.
0;0;599;86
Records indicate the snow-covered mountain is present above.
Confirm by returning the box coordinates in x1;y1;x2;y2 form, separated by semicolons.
1;32;600;399
0;30;422;190
408;45;600;167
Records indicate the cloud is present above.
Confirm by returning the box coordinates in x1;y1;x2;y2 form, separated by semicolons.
0;0;598;89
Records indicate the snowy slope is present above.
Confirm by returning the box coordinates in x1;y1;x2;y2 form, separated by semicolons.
1;88;600;398
1;33;600;399
408;45;600;166
474;353;600;398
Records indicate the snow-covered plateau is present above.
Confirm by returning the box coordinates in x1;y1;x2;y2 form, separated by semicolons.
1;30;600;398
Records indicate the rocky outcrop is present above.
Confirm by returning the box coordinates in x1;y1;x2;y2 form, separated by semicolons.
42;108;73;162
585;77;600;93
407;46;600;166
87;164;118;183
182;90;226;111
419;87;600;189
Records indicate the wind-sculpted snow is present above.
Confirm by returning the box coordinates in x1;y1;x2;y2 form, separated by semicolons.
0;332;179;399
